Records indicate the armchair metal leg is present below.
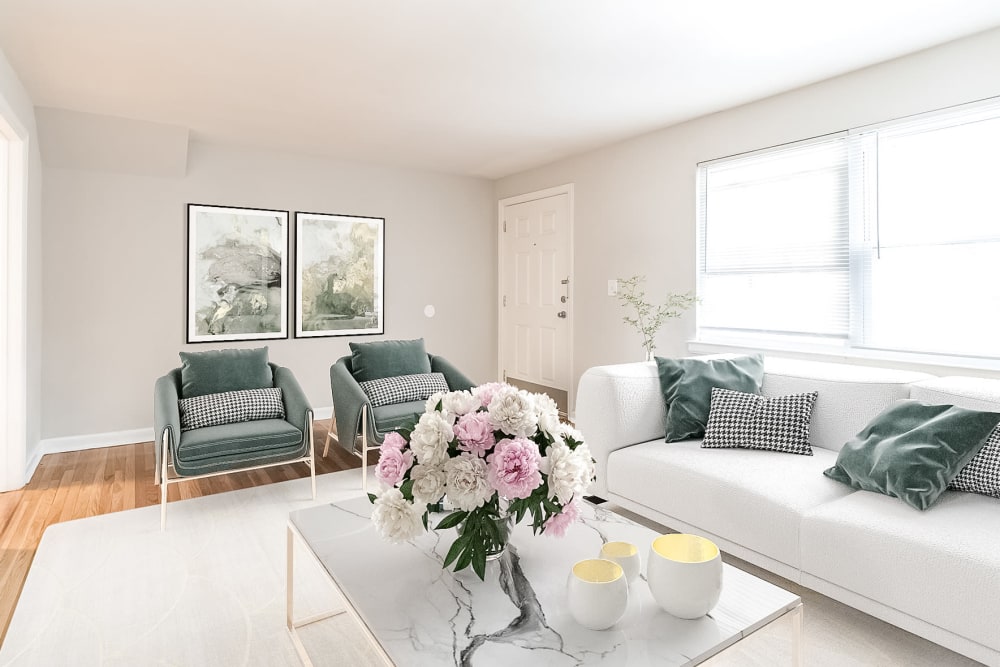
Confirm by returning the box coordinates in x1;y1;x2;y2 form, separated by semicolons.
160;433;170;531
362;404;369;495
323;422;333;459
308;413;316;500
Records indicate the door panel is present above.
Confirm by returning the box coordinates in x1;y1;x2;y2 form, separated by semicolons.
501;193;571;391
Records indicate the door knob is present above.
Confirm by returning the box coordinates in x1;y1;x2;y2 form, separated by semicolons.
557;311;567;318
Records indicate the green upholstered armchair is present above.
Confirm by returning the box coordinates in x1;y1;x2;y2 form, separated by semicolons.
325;339;474;490
153;348;315;529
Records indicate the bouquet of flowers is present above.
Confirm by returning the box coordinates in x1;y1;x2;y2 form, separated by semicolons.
369;382;595;580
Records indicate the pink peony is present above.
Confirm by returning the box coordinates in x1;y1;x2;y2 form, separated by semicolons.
543;499;581;537
375;445;413;487
381;431;407;451
486;437;541;499
454;412;496;456
472;382;508;409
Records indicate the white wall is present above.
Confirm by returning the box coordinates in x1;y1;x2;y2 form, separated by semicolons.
41;123;496;440
495;27;1000;394
0;46;42;490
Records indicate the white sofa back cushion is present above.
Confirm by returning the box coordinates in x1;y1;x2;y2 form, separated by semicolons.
909;375;1000;412
761;358;933;453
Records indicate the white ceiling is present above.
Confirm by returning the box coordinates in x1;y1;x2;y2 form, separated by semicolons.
2;1;1000;179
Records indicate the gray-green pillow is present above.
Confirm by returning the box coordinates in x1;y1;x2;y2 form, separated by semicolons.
350;338;431;382
655;354;765;442
179;347;273;398
824;399;1000;510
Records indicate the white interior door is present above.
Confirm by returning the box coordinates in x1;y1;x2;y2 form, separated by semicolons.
500;189;572;395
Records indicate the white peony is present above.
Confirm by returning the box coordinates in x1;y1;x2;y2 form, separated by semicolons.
409;411;454;466
488;387;538;437
559;424;586;445
425;391;447;415
534;392;562;437
540;441;593;504
371;487;424;544
442;390;480;417
443;454;493;511
410;463;448;506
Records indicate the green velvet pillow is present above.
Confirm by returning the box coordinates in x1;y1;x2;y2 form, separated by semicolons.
179;347;273;398
824;399;1000;510
350;338;431;382
655;354;765;442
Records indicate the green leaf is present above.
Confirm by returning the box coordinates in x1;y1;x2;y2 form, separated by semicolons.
483;516;502;545
471;547;487;580
435;511;469;531
443;533;468;568
367;493;377;504
456;543;475;572
399;479;414;501
422;512;428;530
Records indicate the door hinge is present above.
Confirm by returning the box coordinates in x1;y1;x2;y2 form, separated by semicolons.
503;219;507;233
503;295;507;307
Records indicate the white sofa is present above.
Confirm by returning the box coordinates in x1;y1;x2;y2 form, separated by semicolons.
575;357;1000;666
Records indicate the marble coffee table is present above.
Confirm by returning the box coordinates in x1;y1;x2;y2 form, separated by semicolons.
287;496;802;666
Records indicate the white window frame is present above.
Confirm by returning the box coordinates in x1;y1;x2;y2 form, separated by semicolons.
693;96;1000;373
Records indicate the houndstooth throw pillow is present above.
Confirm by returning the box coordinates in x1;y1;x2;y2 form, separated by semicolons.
359;372;449;408
949;427;1000;498
702;387;818;455
179;387;284;431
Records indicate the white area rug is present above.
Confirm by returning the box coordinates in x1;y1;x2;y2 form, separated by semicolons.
0;469;383;667
0;469;979;666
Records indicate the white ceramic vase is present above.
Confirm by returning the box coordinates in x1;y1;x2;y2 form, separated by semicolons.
647;534;723;619
599;541;641;584
566;558;629;630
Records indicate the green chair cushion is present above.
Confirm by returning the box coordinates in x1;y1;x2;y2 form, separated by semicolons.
179;347;273;398
824;399;1000;510
176;418;302;463
350;339;431;382
172;442;307;477
372;401;425;433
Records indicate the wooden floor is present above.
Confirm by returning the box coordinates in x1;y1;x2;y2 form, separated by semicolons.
0;419;359;646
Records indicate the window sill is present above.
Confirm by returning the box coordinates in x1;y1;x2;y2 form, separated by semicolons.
688;338;1000;378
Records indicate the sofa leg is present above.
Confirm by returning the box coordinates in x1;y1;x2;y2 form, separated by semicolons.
322;423;333;459
362;404;369;495
308;413;316;500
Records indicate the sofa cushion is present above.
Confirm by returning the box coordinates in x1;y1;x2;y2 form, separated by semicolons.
703;387;818;455
950;428;1000;498
360;372;449;408
823;399;1000;510
179;347;272;398
761;358;935;454
173;418;304;476
655;354;764;442
178;387;285;431
350;338;431;382
372;401;425;433
606;439;852;568
800;489;1000;655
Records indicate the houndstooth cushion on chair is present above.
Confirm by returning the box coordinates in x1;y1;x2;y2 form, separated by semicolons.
179;387;285;431
359;372;449;408
702;387;818;455
949;427;1000;498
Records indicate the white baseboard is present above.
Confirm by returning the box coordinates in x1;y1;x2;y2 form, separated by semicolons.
23;405;336;484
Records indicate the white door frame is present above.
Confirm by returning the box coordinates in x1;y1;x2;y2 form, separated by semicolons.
0;106;28;492
497;184;576;419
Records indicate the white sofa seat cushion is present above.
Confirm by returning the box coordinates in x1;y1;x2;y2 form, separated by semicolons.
800;490;1000;653
761;358;933;454
606;440;852;569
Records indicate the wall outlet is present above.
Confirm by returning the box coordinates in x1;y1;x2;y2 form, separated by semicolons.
607;279;618;297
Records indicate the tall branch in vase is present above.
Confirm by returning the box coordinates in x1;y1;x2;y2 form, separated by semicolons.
616;275;696;361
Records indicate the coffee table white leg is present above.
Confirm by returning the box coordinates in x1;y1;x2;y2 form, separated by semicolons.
790;603;804;667
287;524;351;666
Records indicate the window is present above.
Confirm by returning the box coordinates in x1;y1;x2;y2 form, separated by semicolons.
696;97;1000;363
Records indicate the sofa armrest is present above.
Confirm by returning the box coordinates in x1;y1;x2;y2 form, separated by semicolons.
274;365;313;440
430;354;475;391
574;361;666;497
153;371;182;477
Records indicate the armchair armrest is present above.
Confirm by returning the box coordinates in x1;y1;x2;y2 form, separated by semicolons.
273;365;313;439
153;371;182;478
430;355;475;391
330;358;370;452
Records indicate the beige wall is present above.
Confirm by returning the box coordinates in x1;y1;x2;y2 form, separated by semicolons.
496;27;1000;396
0;46;42;489
41;128;496;439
